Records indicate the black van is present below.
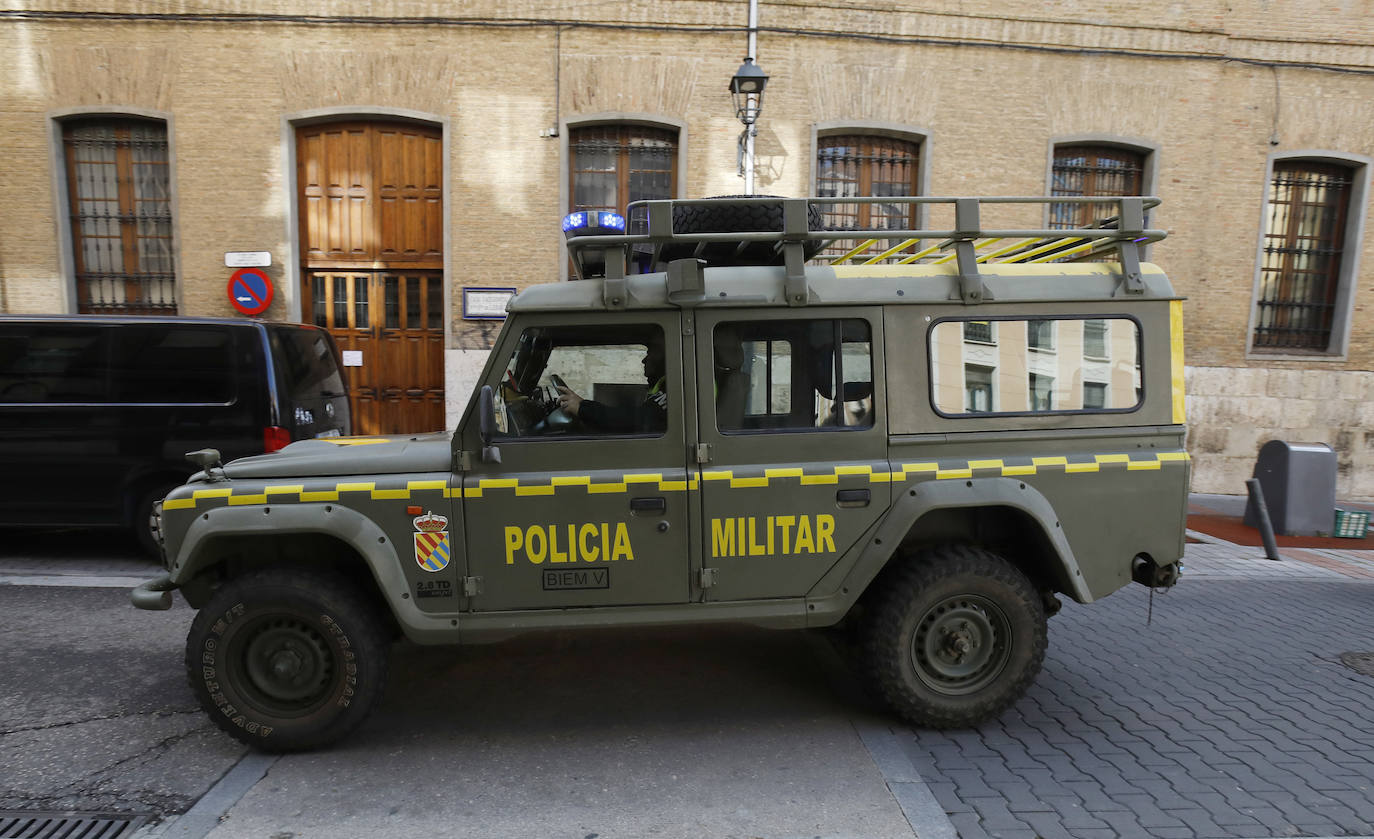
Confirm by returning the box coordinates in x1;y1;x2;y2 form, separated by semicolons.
0;315;351;554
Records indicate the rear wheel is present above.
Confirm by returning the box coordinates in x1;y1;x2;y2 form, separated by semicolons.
185;568;389;752
863;545;1046;728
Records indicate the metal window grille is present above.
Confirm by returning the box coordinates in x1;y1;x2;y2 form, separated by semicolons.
1252;162;1351;351
63;119;176;313
570;125;678;233
1050;145;1144;230
816;135;920;260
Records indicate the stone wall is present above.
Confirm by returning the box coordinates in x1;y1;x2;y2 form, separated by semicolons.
1187;366;1374;500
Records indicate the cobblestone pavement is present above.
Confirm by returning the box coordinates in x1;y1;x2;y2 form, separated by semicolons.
886;535;1374;839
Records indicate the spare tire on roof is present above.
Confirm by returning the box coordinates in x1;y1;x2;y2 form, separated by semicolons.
663;195;826;267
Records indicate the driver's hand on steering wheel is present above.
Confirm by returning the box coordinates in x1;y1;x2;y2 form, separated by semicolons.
555;385;584;417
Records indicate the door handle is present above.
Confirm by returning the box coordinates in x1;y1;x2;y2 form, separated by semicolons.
630;496;667;513
836;489;870;506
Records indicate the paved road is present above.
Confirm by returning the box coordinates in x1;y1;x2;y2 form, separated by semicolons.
2;523;1373;838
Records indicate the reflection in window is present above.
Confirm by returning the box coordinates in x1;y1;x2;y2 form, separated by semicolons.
965;365;993;412
1083;381;1107;409
930;317;1142;415
715;318;873;432
1083;319;1108;358
1029;373;1054;412
964;321;993;344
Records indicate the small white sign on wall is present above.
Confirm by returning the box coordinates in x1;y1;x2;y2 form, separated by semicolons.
341;350;363;367
224;251;272;268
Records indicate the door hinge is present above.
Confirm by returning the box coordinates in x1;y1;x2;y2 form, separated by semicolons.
694;442;712;464
698;567;717;589
463;576;483;596
456;450;473;472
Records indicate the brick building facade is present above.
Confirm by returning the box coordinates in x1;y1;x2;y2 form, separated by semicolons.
2;1;1372;496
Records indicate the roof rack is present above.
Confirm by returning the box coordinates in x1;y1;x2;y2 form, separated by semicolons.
564;195;1165;307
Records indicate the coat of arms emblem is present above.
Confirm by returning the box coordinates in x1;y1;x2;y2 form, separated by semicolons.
412;511;451;572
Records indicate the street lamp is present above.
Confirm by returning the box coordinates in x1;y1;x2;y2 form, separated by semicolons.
730;57;769;192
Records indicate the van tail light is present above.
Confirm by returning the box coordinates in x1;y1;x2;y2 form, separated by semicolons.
263;426;292;453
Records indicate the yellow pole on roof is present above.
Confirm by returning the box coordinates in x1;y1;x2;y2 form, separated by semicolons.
1026;236;1114;263
995;236;1083;263
976;238;1035;263
861;238;923;265
894;244;942;265
830;239;880;264
932;238;1001;265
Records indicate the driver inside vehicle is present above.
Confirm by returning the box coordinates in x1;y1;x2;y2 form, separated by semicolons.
554;340;667;434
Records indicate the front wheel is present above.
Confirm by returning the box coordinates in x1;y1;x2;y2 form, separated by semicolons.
185;569;389;752
863;546;1047;728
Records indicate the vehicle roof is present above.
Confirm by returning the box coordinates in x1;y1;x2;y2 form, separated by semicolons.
509;261;1177;313
0;314;322;331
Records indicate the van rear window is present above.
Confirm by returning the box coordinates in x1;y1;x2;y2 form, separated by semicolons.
273;327;346;400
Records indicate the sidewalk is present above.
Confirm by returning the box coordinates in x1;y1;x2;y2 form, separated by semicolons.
1185;492;1374;581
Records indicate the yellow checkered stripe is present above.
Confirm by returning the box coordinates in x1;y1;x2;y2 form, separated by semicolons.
160;452;1189;510
161;479;452;511
702;451;1190;487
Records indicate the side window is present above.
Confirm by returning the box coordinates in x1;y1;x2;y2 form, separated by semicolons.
111;326;233;404
714;318;873;433
493;323;666;438
0;325;110;403
930;317;1141;416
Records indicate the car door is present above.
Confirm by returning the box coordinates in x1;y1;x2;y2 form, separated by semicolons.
694;308;891;601
460;311;691;610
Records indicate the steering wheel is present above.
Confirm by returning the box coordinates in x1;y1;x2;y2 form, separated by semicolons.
533;373;577;434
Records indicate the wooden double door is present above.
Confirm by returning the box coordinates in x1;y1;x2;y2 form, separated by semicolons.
298;121;445;434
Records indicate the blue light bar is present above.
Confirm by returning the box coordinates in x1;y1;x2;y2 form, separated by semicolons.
562;211;626;233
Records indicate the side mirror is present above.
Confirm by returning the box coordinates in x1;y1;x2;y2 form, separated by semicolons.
478;386;502;464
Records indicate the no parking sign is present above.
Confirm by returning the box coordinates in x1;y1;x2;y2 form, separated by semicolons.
227;267;274;316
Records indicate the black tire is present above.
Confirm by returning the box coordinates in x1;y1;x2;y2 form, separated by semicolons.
863;546;1047;728
668;194;825;265
185;568;389;752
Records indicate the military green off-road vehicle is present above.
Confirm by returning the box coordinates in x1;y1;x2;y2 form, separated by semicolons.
134;195;1189;751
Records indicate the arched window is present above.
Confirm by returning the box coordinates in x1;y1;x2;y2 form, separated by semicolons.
1050;145;1145;229
62;117;175;313
815;134;921;260
1252;160;1354;351
569;124;678;232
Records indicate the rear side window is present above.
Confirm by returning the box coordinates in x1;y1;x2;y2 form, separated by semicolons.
0;324;110;402
111;325;234;403
273;327;346;400
929;316;1142;416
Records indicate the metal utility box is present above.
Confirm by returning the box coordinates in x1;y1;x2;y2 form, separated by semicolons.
1244;441;1337;536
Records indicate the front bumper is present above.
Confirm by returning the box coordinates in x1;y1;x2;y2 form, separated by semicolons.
131;573;177;611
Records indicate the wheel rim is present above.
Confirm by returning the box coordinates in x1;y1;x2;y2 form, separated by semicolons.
231;616;337;715
910;594;1012;695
